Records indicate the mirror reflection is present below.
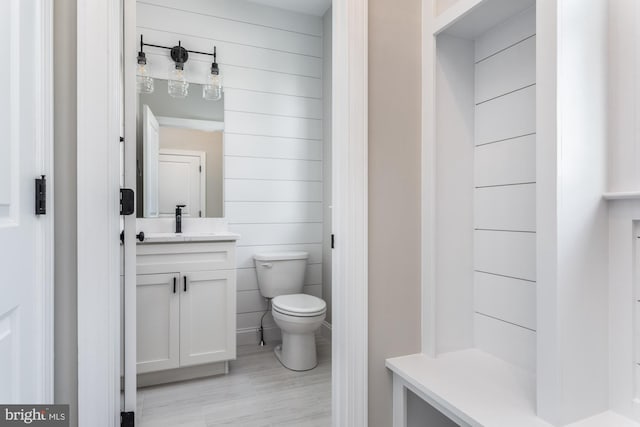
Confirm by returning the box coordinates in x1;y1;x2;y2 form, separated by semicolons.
137;79;224;218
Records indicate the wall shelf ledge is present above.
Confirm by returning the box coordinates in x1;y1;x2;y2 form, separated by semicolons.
603;191;640;201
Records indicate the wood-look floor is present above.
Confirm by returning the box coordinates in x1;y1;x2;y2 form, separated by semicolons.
137;337;331;426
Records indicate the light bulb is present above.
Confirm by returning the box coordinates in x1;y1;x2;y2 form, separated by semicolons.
203;47;223;101
203;73;223;101
168;64;189;98
136;59;153;93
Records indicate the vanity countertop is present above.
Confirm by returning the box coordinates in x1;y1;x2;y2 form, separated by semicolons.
139;231;240;244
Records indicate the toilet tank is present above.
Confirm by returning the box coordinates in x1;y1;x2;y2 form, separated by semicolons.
253;251;308;298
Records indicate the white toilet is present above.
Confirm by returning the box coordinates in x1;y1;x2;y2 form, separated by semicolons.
254;251;326;371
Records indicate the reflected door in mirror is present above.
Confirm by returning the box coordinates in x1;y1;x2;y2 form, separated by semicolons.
158;150;205;218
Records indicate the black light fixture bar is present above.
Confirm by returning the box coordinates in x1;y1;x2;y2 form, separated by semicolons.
140;35;217;58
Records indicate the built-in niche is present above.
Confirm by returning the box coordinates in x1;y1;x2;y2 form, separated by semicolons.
395;0;615;424
431;2;537;372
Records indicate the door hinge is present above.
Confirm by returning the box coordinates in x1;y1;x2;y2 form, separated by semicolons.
199;165;202;173
35;175;46;215
121;411;135;427
331;234;335;249
120;136;124;143
199;210;202;217
120;188;135;215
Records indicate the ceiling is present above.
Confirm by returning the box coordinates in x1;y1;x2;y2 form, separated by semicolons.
245;0;331;17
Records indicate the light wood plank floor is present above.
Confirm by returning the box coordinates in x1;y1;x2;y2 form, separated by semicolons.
137;337;331;426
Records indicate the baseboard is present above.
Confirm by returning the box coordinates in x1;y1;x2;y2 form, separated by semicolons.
121;361;229;390
237;326;281;347
319;321;332;341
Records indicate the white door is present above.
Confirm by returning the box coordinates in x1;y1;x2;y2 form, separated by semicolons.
158;151;204;218
180;270;236;366
0;0;53;403
136;273;180;374
143;104;160;217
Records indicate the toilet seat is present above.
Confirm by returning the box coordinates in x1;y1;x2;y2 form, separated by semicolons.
272;294;326;317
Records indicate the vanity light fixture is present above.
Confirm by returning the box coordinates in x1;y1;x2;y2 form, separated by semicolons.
136;35;154;94
203;47;223;101
167;41;189;98
136;35;223;101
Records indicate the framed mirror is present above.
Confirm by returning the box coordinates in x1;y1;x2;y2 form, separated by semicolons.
137;78;224;218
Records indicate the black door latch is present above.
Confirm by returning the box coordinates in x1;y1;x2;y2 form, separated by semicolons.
121;411;134;427
120;188;135;216
35;175;46;215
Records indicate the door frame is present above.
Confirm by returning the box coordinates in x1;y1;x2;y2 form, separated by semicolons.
76;0;122;425
26;0;55;403
76;0;369;425
38;0;55;403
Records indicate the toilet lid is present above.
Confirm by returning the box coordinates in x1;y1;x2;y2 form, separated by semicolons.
272;294;326;317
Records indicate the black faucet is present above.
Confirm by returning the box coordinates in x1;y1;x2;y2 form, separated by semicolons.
175;205;186;233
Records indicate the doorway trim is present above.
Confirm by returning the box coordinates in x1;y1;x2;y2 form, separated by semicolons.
76;0;369;425
331;0;369;425
76;0;121;425
35;0;55;403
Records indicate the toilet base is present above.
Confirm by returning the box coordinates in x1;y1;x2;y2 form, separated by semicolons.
274;332;318;371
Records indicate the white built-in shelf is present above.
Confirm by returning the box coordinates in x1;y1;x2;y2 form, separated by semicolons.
387;350;640;427
386;350;550;427
603;191;640;201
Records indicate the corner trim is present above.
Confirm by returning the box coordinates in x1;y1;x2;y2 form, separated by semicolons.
332;0;369;425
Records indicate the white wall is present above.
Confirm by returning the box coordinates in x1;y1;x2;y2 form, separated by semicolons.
136;0;327;342
369;0;423;424
473;7;536;373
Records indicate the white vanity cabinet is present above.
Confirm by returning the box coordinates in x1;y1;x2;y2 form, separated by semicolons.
135;241;236;376
178;269;235;367
136;273;179;374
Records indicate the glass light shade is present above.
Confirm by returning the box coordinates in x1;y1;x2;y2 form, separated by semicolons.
203;73;223;101
136;63;154;94
168;65;189;98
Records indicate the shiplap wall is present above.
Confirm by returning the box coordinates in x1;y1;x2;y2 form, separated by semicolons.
137;0;326;342
473;7;536;372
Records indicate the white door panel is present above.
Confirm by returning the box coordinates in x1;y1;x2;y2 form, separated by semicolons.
0;0;19;223
0;0;52;403
0;309;19;402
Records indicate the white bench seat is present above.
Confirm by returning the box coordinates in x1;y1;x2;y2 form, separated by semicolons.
386;350;640;427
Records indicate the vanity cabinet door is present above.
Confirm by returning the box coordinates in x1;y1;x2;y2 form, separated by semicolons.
179;270;236;366
136;273;180;374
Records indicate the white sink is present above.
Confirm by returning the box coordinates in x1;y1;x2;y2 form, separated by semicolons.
140;231;240;243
